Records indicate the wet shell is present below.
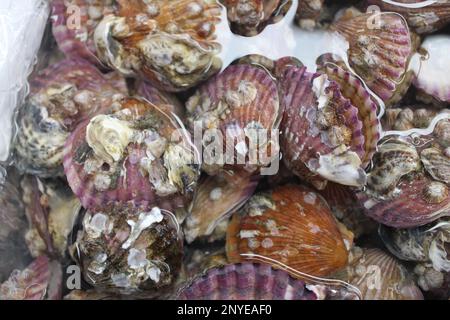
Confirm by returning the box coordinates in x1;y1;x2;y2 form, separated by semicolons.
0;176;31;282
0;256;62;300
279;66;367;189
317;58;381;167
52;0;116;67
341;248;423;300
226;184;349;277
221;0;286;36
176;262;319;300
20;176;81;259
184;170;259;243
72;205;183;295
94;0;223;92
296;0;325;30
367;0;450;34
413;35;450;103
14;59;127;178
382;106;443;131
357;138;450;228
421;147;450;185
186;64;281;175
379;219;450;271
330;11;414;104
63;96;200;212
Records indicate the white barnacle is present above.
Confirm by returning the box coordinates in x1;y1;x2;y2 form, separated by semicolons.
209;187;223;201
127;248;149;269
85;213;110;239
86;115;135;164
303;192;317;205
312;74;331;110
239;230;260;239
122;207;164;249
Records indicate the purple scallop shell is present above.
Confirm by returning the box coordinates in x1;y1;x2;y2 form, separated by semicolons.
176;263;318;300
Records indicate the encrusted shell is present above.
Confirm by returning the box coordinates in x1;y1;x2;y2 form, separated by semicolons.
226;184;349;277
176;262;319;300
367;0;450;34
184;170;259;243
295;0;325;30
0;256;62;300
14;59;127;178
330;10;414;104
413;35;450;103
186;64;281;175
71;205;183;296
20;176;81;259
317;58;381;167
340;248;423;300
63;96;200;213
94;0;223;91
52;0;116;67
222;0;286;36
382;106;444;131
357;137;450;228
279;66;367;189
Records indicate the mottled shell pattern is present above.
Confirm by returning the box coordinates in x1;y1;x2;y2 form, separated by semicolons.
226;184;350;277
382;105;446;131
295;0;325;30
340;248;423;300
94;0;223;91
330;9;414;104
279;65;368;189
357;119;450;228
176;262;319;300
71;205;183;295
380;219;450;298
14;59;127;178
186;63;281;175
63;96;201;212
367;0;450;34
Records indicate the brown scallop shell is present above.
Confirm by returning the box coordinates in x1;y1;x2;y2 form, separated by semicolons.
184;170;259;243
226;184;349;277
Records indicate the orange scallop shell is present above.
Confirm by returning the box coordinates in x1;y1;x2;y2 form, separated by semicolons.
226;184;349;277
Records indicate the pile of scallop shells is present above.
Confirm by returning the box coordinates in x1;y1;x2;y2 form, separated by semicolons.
0;0;449;300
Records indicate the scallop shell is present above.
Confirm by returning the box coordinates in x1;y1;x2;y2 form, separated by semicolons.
52;0;115;67
317;58;381;167
279;66;367;189
295;0;325;30
14;59;127;178
367;0;450;34
341;248;423;300
71;205;183;296
357;137;450;228
184;170;259;243
413;35;450;103
20;176;81;259
221;0;285;36
176;262;319;300
94;0;223;92
330;11;414;104
414;262;450;299
186;64;281;175
0;256;62;300
63;96;200;212
226;184;349;277
0;176;31;282
381;106;444;131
